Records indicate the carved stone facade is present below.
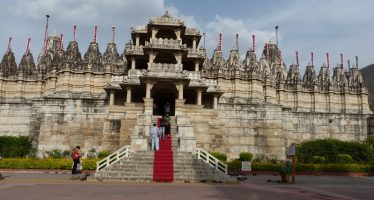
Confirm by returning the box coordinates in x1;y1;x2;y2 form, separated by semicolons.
0;12;372;159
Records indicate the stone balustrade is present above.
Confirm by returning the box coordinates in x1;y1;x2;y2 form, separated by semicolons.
186;71;201;80
187;48;205;58
145;38;187;49
124;45;144;55
149;63;183;71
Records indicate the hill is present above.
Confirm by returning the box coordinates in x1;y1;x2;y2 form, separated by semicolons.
360;64;374;111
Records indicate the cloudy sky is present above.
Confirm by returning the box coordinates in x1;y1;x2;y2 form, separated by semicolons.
0;0;373;72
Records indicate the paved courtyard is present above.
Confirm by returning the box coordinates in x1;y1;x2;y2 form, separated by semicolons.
0;172;373;200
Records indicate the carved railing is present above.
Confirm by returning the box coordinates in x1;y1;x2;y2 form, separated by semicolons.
196;148;228;174
124;46;144;55
187;49;205;58
96;145;132;172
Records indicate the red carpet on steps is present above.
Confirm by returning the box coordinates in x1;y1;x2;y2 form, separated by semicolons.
153;126;174;182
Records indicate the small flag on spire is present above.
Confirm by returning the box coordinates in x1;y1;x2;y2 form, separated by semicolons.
203;32;206;49
59;34;63;50
252;34;255;52
296;51;299;66
219;33;222;51
44;15;50;55
112;26;116;43
340;53;343;68
26;38;31;53
7;37;12;52
93;26;98;43
73;25;77;42
235;33;239;50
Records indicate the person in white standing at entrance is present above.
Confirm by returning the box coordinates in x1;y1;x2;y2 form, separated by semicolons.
150;123;160;151
164;102;170;114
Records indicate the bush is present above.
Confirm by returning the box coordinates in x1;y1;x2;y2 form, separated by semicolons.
209;152;227;162
227;162;374;173
0;158;97;170
239;152;253;161
365;135;374;149
98;150;112;159
227;159;242;170
296;139;374;164
46;149;71;159
335;154;354;164
312;156;326;164
252;162;282;171
0;136;32;158
252;154;269;163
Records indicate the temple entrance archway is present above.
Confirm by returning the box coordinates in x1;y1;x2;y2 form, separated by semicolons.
151;81;177;116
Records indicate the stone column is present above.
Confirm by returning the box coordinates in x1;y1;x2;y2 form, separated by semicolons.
151;28;158;40
109;90;115;106
175;53;182;70
213;95;218;109
148;52;155;70
146;82;153;98
194;60;199;71
135;35;140;47
178;83;184;99
131;58;136;70
197;89;202;105
175;29;181;40
126;87;132;103
192;38;196;49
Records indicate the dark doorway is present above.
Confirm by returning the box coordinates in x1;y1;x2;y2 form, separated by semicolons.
151;82;177;116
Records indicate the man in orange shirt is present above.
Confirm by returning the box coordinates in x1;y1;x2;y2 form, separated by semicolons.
71;146;81;175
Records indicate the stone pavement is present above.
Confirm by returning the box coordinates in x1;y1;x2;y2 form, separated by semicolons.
0;171;373;200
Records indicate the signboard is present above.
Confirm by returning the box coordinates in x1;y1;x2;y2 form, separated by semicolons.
241;161;251;171
287;144;296;156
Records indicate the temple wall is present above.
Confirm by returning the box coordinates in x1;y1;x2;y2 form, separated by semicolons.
0;71;372;160
0;103;33;136
185;101;370;160
35;98;108;155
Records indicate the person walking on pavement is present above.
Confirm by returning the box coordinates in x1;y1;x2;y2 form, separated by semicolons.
151;123;160;151
71;146;82;175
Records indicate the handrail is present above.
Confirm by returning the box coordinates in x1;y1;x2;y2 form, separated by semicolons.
96;145;132;172
196;148;228;174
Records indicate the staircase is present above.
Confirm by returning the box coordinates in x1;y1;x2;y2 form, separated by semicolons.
94;150;154;181
92;115;235;183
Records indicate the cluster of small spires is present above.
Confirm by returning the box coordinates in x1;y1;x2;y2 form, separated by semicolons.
0;14;366;93
202;39;364;92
